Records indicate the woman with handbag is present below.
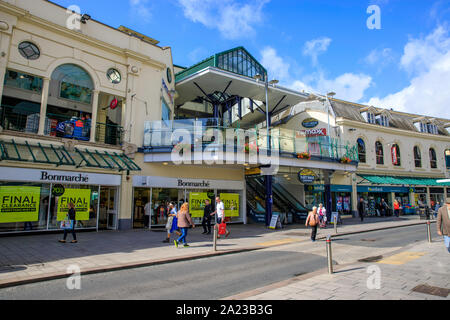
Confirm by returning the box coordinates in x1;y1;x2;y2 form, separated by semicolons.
59;202;77;244
305;207;320;242
174;203;195;248
163;203;179;243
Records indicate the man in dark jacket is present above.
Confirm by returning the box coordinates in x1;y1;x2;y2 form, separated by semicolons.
59;202;77;244
202;199;213;235
358;197;365;222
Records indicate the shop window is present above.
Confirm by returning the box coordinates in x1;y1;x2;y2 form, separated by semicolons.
391;144;401;166
357;138;366;163
445;149;450;169
375;141;384;165
414;146;422;168
51;64;93;105
429;148;437;169
18;41;40;60
0;96;41;133
4;69;43;93
162;99;171;127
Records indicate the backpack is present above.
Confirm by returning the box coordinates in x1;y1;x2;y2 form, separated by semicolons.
309;213;319;227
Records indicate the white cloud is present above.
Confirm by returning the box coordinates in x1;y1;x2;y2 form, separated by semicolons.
178;0;270;39
129;0;151;21
366;26;450;118
303;37;332;66
260;46;373;102
365;48;393;65
260;47;291;83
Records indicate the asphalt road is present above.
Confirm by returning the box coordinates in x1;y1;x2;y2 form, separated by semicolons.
0;224;439;300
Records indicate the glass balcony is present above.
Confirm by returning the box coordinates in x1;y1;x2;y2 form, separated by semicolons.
143;119;359;163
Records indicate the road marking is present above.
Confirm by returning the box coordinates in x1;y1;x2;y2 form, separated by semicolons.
256;238;298;247
377;252;426;265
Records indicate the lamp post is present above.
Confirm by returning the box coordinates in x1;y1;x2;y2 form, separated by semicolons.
254;74;279;227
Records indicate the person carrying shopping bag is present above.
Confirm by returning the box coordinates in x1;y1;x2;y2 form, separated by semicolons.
174;203;195;248
318;203;327;228
163;203;178;243
305;207;320;242
59;202;77;244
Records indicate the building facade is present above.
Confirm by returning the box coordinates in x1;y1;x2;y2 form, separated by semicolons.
0;0;175;233
271;97;450;216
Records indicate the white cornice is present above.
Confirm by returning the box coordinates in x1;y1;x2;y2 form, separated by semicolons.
337;118;450;142
0;1;167;69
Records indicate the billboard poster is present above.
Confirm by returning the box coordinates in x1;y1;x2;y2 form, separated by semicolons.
189;192;210;218
220;193;240;217
57;188;91;221
0;186;41;223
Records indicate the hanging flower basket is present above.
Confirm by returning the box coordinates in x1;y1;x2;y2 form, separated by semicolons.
340;156;352;164
297;152;311;160
245;142;259;154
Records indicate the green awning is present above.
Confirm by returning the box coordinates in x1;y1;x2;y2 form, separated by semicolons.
0;139;141;172
359;175;450;186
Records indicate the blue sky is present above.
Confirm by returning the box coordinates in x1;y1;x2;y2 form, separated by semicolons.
52;0;450;118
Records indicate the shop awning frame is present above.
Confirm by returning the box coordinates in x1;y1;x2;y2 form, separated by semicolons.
358;175;450;187
0;139;141;172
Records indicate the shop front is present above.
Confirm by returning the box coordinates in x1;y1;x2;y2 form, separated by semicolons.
0;167;121;234
414;187;428;207
304;184;325;210
357;186;410;216
132;176;245;228
429;187;445;209
331;185;352;215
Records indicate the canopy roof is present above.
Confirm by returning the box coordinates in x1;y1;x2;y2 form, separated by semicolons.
359;175;450;187
0;139;141;172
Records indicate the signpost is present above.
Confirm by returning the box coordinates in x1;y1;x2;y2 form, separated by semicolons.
269;212;282;230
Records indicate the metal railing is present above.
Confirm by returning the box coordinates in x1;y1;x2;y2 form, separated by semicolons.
95;122;124;146
143;119;359;163
0;105;40;134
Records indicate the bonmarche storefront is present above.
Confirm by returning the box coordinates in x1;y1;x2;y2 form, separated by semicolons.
0;166;121;234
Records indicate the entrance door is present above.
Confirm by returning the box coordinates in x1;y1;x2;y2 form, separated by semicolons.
99;187;118;230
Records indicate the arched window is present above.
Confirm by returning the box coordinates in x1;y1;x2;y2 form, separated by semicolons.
414;146;422;168
429;148;437;169
391;144;401;166
446;149;450;169
51;64;94;105
375;141;384;165
357;138;366;163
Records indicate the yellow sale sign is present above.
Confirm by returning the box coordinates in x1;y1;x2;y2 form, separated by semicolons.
0;186;41;223
57;189;91;221
220;193;240;217
189;192;210;218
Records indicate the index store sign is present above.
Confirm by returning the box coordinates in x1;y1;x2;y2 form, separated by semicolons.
0;186;41;223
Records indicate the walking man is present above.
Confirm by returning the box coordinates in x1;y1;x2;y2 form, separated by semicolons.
437;197;450;253
202;199;213;235
211;196;230;238
143;198;151;228
358;197;365;222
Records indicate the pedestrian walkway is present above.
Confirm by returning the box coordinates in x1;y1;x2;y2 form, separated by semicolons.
0;215;433;288
226;239;450;300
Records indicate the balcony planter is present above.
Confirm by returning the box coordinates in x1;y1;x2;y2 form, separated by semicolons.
297;152;311;160
340;156;352;164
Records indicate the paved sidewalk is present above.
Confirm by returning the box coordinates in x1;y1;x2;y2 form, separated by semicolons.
226;239;450;300
0;215;434;288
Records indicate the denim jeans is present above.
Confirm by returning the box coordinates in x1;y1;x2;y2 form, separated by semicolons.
63;224;77;241
444;236;450;253
177;227;188;244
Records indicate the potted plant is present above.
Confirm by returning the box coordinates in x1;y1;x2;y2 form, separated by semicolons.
297;152;311;160
340;156;352;164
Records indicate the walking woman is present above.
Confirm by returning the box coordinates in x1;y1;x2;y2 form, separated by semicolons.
393;199;401;218
59;202;77;244
174;203;195;248
305;207;320;242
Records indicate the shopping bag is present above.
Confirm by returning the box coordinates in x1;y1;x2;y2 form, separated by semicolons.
60;219;74;230
218;223;227;236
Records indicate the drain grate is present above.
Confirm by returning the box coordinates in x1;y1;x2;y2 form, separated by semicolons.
358;255;383;263
412;284;450;298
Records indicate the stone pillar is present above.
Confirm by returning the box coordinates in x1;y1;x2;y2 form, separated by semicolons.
89;90;100;143
38;77;50;135
351;173;358;217
96;94;108;144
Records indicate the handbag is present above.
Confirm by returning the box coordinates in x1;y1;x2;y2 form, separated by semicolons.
218;222;227;235
60;218;74;230
165;216;174;230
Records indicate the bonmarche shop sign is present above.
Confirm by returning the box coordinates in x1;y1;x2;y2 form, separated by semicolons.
41;171;89;183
